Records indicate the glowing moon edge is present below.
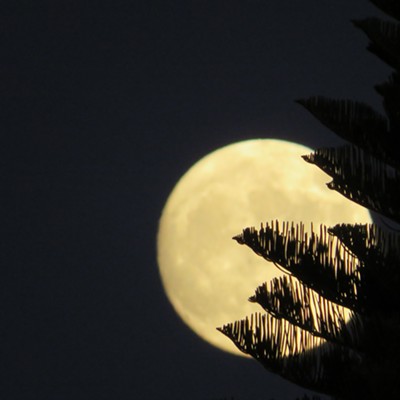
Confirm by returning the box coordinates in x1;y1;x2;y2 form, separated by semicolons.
157;139;371;356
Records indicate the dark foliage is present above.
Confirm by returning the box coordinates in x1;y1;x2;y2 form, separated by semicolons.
218;1;400;399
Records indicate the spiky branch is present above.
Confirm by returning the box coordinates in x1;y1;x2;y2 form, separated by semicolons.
218;313;365;398
233;221;362;311
353;17;400;70
249;275;363;350
302;145;400;224
296;97;398;169
218;2;400;398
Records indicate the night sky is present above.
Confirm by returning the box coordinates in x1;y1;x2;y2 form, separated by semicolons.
2;1;391;399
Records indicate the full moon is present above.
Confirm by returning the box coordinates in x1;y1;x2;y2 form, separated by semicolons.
157;139;371;356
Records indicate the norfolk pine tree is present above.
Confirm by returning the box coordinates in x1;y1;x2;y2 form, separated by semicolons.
217;1;400;399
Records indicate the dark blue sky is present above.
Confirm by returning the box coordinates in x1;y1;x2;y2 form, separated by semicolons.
1;1;390;399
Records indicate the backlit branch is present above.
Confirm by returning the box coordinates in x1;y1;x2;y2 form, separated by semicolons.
296;97;397;168
217;313;364;398
233;221;362;311
328;223;400;262
303;146;400;224
250;275;364;350
329;223;400;315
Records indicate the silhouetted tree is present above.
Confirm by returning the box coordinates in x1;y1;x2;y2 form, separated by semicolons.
217;1;400;399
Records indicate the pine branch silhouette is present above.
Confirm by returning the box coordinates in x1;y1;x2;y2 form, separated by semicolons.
249;275;363;349
303;145;400;224
233;222;362;311
218;313;364;398
352;17;400;70
217;1;400;399
296;97;399;169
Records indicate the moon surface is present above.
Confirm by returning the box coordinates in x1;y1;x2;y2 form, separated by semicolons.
157;139;371;356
